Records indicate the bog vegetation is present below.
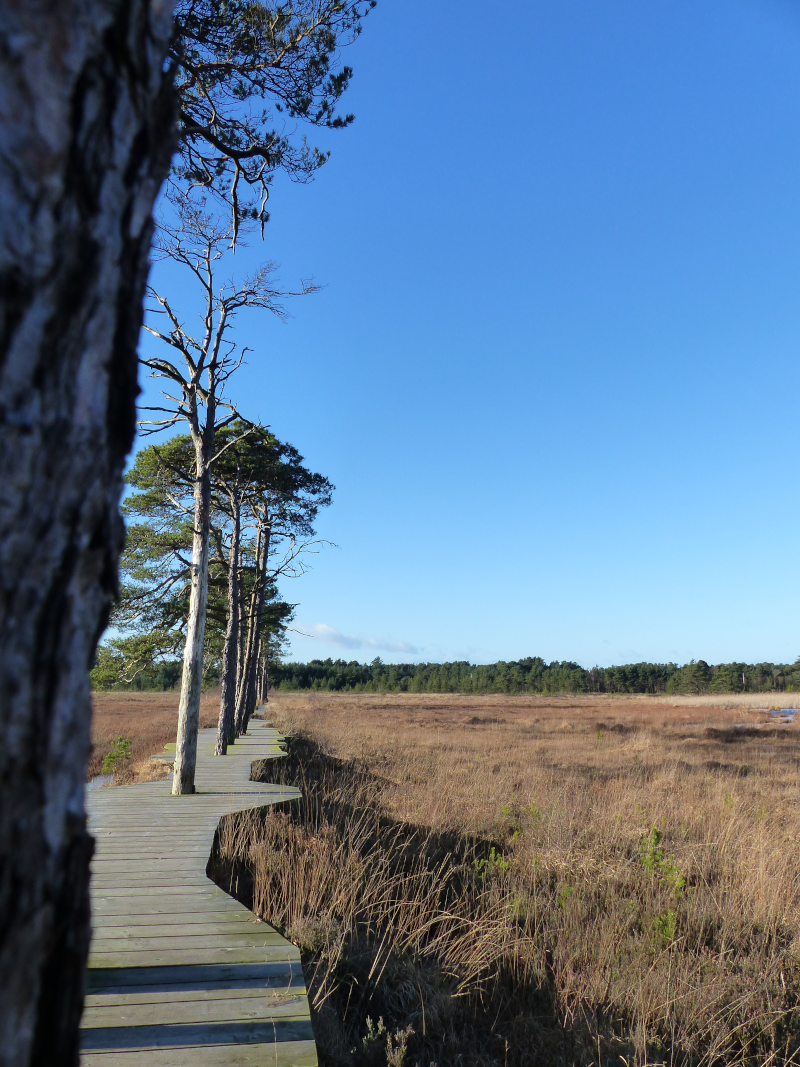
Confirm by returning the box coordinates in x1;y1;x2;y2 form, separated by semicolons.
208;691;800;1067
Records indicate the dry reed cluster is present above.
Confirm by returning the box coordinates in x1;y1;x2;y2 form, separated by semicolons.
210;692;800;1067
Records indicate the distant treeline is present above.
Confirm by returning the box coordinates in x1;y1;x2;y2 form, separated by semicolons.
271;656;800;695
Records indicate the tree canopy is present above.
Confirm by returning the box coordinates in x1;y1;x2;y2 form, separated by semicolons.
266;656;800;696
172;0;376;230
94;426;332;691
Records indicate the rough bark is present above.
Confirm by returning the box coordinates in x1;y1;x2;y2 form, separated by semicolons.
215;491;240;755
234;521;262;736
0;1;176;1064
173;437;210;793
257;644;270;705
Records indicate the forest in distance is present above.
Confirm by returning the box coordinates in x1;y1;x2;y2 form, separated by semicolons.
92;652;800;696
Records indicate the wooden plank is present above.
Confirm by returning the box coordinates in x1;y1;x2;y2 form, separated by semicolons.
88;945;298;968
90;931;288;953
92;844;213;853
86;961;302;992
91;884;232;898
80;1017;315;1051
91;859;213;868
93;837;213;846
92;899;255;918
92;911;257;929
85;988;303;1008
93;920;275;939
80;1039;318;1066
90;877;214;890
90;869;213;880
82;992;309;1026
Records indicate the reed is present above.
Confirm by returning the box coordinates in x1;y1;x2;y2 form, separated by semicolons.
208;691;800;1066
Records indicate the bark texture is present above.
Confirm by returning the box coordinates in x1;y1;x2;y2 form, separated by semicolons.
215;492;240;755
257;645;269;705
235;519;271;736
0;2;175;1064
173;446;210;792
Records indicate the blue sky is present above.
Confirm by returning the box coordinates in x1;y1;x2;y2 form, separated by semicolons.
142;0;800;668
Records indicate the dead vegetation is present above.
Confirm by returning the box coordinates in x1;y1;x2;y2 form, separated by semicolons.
208;692;800;1067
89;689;219;783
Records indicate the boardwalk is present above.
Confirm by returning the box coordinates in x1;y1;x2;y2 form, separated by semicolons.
80;721;317;1066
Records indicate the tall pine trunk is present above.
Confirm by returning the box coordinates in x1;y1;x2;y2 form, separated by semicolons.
0;1;175;1062
235;519;271;735
173;439;211;794
234;522;261;736
215;491;240;755
257;644;270;704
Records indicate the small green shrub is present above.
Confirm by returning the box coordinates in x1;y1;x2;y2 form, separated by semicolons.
639;826;664;873
639;827;685;896
556;884;575;909
473;845;510;876
359;1017;413;1067
651;910;678;950
101;736;132;776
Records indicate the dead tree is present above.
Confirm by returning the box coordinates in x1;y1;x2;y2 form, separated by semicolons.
0;2;175;1064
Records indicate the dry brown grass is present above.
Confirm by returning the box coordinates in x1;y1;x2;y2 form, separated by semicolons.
89;689;220;782
208;692;800;1067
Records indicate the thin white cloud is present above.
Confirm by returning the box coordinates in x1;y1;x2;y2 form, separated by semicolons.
296;623;418;656
363;635;419;655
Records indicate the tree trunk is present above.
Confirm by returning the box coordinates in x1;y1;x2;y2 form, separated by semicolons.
0;2;175;1063
257;643;270;704
243;630;261;730
237;520;271;735
173;440;211;794
233;522;253;729
215;492;240;755
234;522;261;736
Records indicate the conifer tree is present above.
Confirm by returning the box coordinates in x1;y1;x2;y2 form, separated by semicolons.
171;0;376;233
117;428;331;753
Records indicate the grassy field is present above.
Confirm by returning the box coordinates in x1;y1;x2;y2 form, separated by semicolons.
92;690;800;1066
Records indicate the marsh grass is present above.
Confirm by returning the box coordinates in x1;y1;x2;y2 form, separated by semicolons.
212;692;800;1066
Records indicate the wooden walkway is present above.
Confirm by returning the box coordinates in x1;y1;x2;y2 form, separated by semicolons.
80;721;318;1066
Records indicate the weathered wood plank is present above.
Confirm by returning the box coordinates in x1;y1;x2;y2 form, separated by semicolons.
92;898;254;917
81;1017;315;1050
91;853;206;870
92;884;232;898
90;877;214;890
92;916;264;934
86;961;302;992
90;931;288;953
89;945;298;968
85;987;302;1007
92;909;253;927
86;960;302;990
81;1039;318;1066
82;992;309;1026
